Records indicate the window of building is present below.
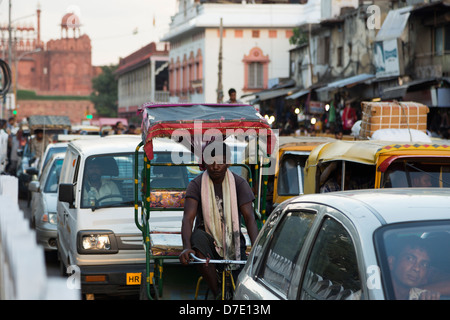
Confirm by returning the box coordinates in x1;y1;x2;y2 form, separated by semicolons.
434;25;450;56
317;36;330;65
337;46;343;67
252;30;260;38
243;47;270;91
248;62;263;89
269;30;277;38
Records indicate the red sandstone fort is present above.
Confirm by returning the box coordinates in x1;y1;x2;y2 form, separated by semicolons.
1;6;101;124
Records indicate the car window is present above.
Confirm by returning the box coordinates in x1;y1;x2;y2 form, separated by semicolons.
382;161;450;188
300;217;362;300
44;159;64;193
375;222;450;300
277;154;307;196
258;209;316;297
81;153;143;208
150;152;191;189
42;146;67;172
250;207;284;274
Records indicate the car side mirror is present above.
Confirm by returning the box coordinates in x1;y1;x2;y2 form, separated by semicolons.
28;181;40;193
58;183;75;207
26;167;39;176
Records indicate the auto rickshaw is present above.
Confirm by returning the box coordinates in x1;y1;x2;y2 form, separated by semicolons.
134;102;276;299
304;133;450;194
271;136;336;208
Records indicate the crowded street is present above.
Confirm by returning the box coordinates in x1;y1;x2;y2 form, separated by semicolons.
1;0;450;306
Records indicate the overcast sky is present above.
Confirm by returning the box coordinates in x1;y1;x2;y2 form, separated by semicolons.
0;0;178;65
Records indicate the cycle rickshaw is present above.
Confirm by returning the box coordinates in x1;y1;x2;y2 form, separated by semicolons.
134;102;276;299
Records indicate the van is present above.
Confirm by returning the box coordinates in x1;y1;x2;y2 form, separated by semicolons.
56;135;192;298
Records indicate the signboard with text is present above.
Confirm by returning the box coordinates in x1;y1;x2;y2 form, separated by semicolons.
374;39;402;78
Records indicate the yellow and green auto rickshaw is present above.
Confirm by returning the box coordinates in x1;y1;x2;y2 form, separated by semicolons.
271;136;336;208
304;137;450;194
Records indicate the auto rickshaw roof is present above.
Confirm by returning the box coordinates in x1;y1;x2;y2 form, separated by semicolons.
138;102;275;160
306;139;450;168
27;115;71;132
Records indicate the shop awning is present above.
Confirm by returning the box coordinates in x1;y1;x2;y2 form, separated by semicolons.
315;73;375;95
375;6;412;41
326;73;375;89
285;89;310;100
381;78;450;100
256;87;297;101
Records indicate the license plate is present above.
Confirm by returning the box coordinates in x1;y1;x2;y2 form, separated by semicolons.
126;273;141;285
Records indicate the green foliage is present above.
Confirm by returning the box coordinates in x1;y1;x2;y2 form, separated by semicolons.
90;64;118;117
289;27;309;47
17;90;90;100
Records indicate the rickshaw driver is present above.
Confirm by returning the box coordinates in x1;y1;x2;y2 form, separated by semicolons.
179;141;259;299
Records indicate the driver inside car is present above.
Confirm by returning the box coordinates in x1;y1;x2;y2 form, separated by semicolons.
82;158;121;206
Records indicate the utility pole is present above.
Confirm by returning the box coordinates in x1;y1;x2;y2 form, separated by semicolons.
217;18;223;103
7;0;12;69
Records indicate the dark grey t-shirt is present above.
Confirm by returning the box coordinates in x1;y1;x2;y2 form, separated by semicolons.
185;172;255;234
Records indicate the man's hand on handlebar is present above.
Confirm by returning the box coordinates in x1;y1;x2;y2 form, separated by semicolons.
179;248;195;265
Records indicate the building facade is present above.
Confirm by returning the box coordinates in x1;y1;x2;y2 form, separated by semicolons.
116;42;170;122
284;0;450;135
162;0;322;104
0;8;99;123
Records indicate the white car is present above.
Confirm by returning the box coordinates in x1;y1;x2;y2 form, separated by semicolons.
29;152;65;251
56;135;193;298
235;188;450;300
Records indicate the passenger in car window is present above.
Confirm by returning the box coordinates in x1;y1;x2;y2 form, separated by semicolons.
411;172;433;187
387;236;440;300
319;162;341;193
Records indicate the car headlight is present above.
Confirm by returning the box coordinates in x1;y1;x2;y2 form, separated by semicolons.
48;213;57;225
83;234;110;250
42;212;57;225
77;231;118;254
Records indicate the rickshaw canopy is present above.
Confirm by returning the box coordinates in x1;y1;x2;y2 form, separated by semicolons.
27;115;71;133
138;102;275;160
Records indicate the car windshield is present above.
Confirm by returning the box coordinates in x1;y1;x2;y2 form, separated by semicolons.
42;146;67;171
150;152;193;189
375;222;450;300
81;153;143;208
43;159;64;193
81;152;195;209
382;160;450;188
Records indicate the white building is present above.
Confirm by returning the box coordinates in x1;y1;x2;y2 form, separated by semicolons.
162;0;322;104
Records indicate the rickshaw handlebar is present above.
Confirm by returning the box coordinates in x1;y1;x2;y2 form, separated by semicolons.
189;253;247;265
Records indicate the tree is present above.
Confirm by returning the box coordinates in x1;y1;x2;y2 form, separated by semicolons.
90;65;118;117
289;27;308;47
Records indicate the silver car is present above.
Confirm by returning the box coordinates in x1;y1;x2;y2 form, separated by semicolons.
29;152;65;251
235;188;450;300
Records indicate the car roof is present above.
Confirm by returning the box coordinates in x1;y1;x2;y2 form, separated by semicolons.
288;188;450;228
68;135;190;157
